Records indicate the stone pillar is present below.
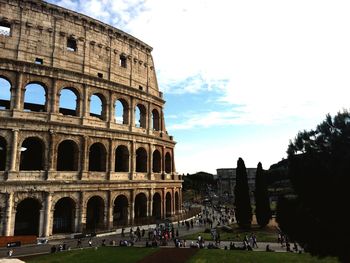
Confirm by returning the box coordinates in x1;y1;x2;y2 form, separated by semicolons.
108;138;113;179
4;192;13;236
161;146;165;178
130;140;136;180
129;190;134;225
148;189;153;217
107;192;114;229
78;192;85;232
38;208;45;237
147;101;151;134
82;84;89;118
172;188;175;216
129;97;135;132
47;130;55;179
14;72;23;110
108;92;114;124
50;79;58;113
80;136;88;180
148;144;153;180
44;192;52;237
162;189;166;219
10;129;19;172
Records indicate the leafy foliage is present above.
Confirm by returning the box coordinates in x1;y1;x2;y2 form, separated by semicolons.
254;162;272;227
234;158;252;228
277;110;350;263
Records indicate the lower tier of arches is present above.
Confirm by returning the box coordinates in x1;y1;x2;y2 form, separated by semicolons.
0;187;182;237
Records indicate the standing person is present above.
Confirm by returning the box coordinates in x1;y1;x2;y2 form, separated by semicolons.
121;228;125;237
88;238;92;247
7;249;13;257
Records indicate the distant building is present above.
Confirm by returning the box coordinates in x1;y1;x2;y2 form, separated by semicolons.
216;168;256;204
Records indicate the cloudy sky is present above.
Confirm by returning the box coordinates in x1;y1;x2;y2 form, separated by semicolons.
48;0;350;174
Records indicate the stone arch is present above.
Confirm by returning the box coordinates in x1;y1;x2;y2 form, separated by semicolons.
0;76;11;110
23;82;47;112
175;191;179;214
115;145;129;172
135;103;147;128
57;140;79;171
152;192;161;219
53;197;76;233
59;87;79;116
90;93;107;120
152;149;161;173
134;192;147;223
20;137;45;171
165;192;172;217
14;198;42;236
136;147;147;173
89;142;106;172
0;136;7;171
113;195;128;227
151;109;160;131
114;98;129;124
165;152;172;174
86;195;105;231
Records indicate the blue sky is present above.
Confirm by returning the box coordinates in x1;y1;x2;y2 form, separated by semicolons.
45;0;350;174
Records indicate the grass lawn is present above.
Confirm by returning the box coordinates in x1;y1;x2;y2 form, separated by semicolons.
187;250;340;263
24;247;159;263
182;224;277;242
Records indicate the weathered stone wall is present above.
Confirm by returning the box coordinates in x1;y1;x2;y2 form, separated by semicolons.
0;0;182;237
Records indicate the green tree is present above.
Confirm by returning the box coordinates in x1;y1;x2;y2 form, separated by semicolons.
234;157;252;229
254;162;271;227
277;110;350;263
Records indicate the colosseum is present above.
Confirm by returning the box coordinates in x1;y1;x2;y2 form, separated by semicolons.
0;0;182;238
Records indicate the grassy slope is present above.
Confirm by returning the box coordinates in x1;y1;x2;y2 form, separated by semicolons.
26;247;159;263
187;250;339;263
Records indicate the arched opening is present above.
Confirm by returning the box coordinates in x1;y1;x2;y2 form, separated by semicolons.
136;147;147;173
57;140;79;171
90;94;105;120
53;197;75;233
134;193;147;224
23;83;46;112
152;150;161;173
88;143;106;172
113;195;128;227
14;198;41;236
166;192;172;218
59;88;78;116
175;192;179;214
115;145;129;172
115;99;128;124
0;77;11;110
86;196;105;231
0;137;7;171
20;137;44;171
135;104;146;128
152;109;160;131
165;152;172;174
152;193;161;219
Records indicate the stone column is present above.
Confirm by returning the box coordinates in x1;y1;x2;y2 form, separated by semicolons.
148;144;153;180
129;97;135;132
82;84;89;118
107;192;114;229
14;72;23;110
10;129;19;172
148;189;153;217
108;92;114;125
47;130;55;179
50;79;58;114
128;190;135;225
4;192;13;236
38;208;45;237
80;136;88;180
108;138;113;180
147;101;151;134
44;192;52;237
172;188;175;216
77;192;85;232
130;140;136;180
161;146;165;178
162;189;166;219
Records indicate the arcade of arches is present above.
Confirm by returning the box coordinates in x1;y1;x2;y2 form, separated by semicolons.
0;189;182;237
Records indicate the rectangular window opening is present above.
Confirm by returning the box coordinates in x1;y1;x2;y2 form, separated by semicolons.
119;55;127;68
139;86;143;91
67;38;77;52
0;22;11;36
97;73;103;78
35;58;43;65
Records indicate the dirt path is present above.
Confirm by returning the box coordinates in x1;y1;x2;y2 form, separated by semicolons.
137;248;198;263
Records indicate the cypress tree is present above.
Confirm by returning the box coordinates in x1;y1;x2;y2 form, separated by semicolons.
254;162;272;228
234;157;252;229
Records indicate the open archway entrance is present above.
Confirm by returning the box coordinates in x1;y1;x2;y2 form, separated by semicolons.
152;193;161;219
166;192;172;218
14;198;41;236
134;193;147;224
113;195;128;227
20;137;44;171
53;197;75;233
86;196;104;231
57;140;79;171
0;137;6;171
